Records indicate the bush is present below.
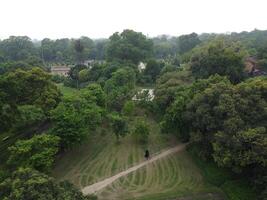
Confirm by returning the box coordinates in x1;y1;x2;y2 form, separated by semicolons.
133;119;150;144
51;74;65;83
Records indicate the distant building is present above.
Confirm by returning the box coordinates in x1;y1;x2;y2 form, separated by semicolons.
51;66;70;77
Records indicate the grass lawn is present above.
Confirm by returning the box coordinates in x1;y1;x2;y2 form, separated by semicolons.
56;83;80;97
52;114;224;200
188;146;257;200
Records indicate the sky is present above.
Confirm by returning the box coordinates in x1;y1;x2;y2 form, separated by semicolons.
0;0;267;40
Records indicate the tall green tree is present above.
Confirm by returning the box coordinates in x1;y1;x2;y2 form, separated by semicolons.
190;39;246;83
7;134;60;172
50;96;102;149
143;59;162;83
133;119;150;144
106;29;153;64
0;168;92;200
178;33;201;54
104;67;136;110
109;113;128;140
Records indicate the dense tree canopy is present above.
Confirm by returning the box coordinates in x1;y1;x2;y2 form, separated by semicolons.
190;39;246;83
0;68;61;131
7;134;60;172
104;67;136;110
161;76;267;194
0;168;91;200
154;69;193;112
106;29;153;64
178;33;201;54
50;96;102;149
133;119;150;144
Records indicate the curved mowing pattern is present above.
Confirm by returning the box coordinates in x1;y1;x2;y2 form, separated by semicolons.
53;117;221;200
97;151;213;200
53;123;172;189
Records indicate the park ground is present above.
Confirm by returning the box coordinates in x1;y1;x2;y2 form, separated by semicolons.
52;85;255;200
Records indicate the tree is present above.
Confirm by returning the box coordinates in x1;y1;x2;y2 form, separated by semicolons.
74;39;85;63
0;67;61;111
143;59;162;83
109;113;128;140
81;83;106;107
106;29;153;64
190;39;246;83
154;70;193;112
0;168;92;200
213;127;267;172
78;69;90;83
178;33;201;54
0;36;36;61
104;67;136;110
7;134;60;172
161;75;231;143
122;101;135;116
16;105;45;129
133;119;150;144
0;68;61;132
50;96;102;149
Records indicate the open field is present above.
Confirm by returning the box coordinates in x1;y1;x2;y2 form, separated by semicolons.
98;150;222;200
52;118;173;188
56;83;81;97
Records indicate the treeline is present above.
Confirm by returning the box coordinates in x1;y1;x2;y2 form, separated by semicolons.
154;35;267;199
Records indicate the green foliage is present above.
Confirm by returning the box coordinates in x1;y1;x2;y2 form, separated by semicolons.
7;134;60;172
16;105;45;128
0;168;91;200
40;36;99;63
160;64;177;75
78;68;90;82
0;68;61;131
178;32;201;54
188;146;257;200
133;119;150;144
221;180;257;200
51;74;65;83
161;75;229;141
0;36;37;61
213;127;267;172
109;113;128;140
143;59;162;83
188;145;234;186
122;100;135;116
154;69;193;112
81;83;106;107
163;76;266;198
190;39;246;83
104;67;136;110
50;96;102;149
106;29;153;64
69;64;87;80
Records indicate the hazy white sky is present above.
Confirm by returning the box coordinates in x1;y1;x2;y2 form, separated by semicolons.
0;0;267;39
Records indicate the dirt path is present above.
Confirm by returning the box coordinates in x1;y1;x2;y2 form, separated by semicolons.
82;143;187;195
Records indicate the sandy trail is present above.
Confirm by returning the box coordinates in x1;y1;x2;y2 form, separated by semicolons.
82;143;187;195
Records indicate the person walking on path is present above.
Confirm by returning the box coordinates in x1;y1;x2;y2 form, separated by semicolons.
144;149;150;160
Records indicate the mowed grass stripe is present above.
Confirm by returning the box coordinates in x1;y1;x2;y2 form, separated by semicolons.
97;150;216;200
